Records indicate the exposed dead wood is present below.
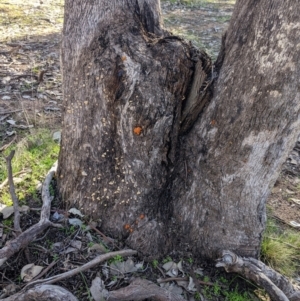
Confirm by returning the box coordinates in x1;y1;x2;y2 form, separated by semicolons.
216;250;300;301
107;278;186;301
1;284;78;301
5;151;21;235
180;59;212;134
0;162;59;267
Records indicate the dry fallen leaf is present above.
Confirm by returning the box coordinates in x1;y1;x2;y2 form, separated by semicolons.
21;263;44;282
90;276;108;301
68;207;84;217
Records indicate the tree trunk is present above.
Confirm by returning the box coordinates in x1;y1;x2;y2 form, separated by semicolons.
58;0;300;259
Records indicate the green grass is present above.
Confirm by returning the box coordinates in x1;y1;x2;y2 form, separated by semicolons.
0;129;60;206
200;278;255;301
261;218;300;277
223;287;253;301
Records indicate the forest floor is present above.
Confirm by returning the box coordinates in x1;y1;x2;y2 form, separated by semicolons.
0;0;299;300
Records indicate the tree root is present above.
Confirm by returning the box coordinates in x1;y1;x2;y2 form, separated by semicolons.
216;250;300;301
0;162;59;266
107;278;186;301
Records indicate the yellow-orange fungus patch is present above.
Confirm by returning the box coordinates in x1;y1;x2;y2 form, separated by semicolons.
210;120;217;126
133;126;142;136
124;224;130;230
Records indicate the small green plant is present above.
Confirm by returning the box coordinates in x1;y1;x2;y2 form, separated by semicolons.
81;224;87;231
223;286;251;301
87;242;94;248
194;291;201;300
45;239;52;248
213;282;221;296
2;218;13;228
112;275;118;281
162;256;172;263
52;254;59;261
152;259;159;268
49;183;55;196
80;272;93;301
2;218;13;233
202;285;212;299
219;276;228;284
187;257;193;264
32;66;40;74
203;276;210;282
109;254;123;264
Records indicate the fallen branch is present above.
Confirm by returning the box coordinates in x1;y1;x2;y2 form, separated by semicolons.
0;169;31;190
107;278;186;301
25;249;137;287
88;222;115;245
0;137;17;153
0;162;58;267
5;151;21;235
216;250;300;301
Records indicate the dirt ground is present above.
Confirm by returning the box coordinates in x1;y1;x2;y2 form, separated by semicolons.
0;0;299;300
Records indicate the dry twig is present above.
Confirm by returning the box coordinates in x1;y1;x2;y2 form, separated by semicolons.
5;151;21;235
25;249;137;287
0;169;31;190
0;162;59;267
107;278;186;301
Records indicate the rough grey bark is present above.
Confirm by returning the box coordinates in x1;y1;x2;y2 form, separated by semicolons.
170;0;300;258
58;0;300;259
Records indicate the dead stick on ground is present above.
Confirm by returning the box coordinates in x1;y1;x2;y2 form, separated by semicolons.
30;260;58;282
5;150;21;235
88;222;115;244
157;276;221;287
107;278;186;301
0;169;32;190
0;136;17;152
0;162;59;267
25;249;137;288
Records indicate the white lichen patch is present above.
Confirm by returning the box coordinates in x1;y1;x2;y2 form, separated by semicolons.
254;21;299;74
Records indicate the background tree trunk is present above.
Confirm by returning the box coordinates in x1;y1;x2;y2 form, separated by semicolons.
58;0;300;259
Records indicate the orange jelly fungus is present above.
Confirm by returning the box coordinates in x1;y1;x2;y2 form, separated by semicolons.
133;126;142;135
124;224;130;230
210;120;217;126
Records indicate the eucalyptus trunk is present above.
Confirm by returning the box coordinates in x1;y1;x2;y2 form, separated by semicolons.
58;0;300;259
